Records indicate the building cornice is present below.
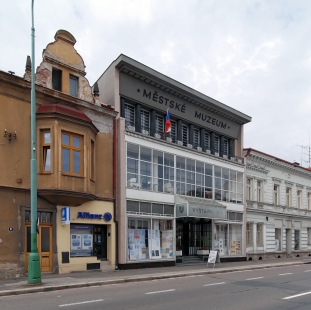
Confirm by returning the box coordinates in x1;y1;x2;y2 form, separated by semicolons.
244;149;311;177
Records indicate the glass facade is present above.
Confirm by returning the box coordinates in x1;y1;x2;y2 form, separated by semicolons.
126;142;243;203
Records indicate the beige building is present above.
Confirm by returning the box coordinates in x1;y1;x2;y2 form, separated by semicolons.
0;30;117;278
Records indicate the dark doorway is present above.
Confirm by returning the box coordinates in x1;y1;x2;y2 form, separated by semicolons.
93;225;107;260
176;219;212;256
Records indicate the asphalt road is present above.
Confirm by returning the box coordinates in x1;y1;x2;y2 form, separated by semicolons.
1;264;311;310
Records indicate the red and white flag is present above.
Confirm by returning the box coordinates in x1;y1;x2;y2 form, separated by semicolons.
164;108;171;136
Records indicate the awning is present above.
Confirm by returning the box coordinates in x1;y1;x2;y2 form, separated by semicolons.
175;195;227;220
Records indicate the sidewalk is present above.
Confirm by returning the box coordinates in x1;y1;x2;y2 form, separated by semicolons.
0;257;310;297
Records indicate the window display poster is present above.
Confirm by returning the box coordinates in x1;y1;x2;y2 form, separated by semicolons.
82;234;93;250
161;230;173;258
71;234;81;250
149;229;161;259
128;229;147;260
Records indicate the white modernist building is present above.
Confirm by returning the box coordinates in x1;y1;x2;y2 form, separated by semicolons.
244;148;311;260
95;55;251;268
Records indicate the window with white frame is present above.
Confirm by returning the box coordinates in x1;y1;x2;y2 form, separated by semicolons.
246;178;252;200
141;110;150;134
170;120;176;142
297;190;302;209
257;180;263;202
193;128;199;148
256;223;263;246
246;222;253;246
224;139;228;156
308;228;311;244
182;125;188;146
204;132;210;150
214;135;219;153
274;184;279;205
155;114;163;136
286;187;291;207
125;104;135;128
308;193;311;210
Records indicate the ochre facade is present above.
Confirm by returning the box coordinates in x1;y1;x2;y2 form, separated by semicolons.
0;30;117;278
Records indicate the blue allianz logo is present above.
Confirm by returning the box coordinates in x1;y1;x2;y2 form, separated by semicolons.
62;207;70;225
104;212;112;222
77;212;112;222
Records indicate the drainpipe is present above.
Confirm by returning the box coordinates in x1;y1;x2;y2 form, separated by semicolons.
113;118;119;269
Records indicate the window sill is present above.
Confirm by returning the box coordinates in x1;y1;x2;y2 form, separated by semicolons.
61;173;85;179
39;172;52;175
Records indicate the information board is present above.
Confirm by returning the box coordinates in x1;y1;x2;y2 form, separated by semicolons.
207;250;221;268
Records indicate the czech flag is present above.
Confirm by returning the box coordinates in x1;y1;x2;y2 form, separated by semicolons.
164;108;171;136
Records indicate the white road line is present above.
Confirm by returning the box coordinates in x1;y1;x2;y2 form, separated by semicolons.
304;270;311;272
59;299;103;307
283;291;311;300
246;277;263;281
145;289;175;295
279;273;293;276
204;282;226;287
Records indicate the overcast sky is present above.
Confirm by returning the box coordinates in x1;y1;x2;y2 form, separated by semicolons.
1;1;311;166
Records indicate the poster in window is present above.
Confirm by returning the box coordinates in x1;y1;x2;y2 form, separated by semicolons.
161;230;173;258
149;230;161;259
82;234;93;250
70;234;81;250
128;229;147;260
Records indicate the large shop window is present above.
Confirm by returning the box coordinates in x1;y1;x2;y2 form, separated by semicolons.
214;224;241;256
127;218;174;261
61;132;83;176
126;143;244;203
70;224;93;257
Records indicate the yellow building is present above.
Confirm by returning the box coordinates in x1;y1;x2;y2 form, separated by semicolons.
0;30;117;278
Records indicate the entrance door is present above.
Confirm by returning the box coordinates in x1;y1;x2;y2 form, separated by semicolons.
25;225;53;272
176;220;212;256
93;225;107;260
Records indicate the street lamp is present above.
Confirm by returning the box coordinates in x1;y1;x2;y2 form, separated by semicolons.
28;0;41;284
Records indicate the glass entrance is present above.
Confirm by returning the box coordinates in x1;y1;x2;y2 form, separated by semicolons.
176;220;212;256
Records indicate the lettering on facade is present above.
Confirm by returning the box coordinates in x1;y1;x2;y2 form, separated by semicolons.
77;212;103;219
143;89;186;113
179;206;185;213
191;207;213;214
141;88;228;130
194;111;227;129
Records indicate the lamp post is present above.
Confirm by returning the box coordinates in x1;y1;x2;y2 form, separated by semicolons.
28;0;41;284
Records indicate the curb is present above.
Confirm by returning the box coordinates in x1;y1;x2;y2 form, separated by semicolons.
0;261;309;297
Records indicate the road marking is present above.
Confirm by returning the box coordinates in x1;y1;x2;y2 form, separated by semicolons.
204;282;226;286
283;291;311;300
304;270;311;272
246;277;263;281
145;289;175;295
279;273;292;276
59;299;103;307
